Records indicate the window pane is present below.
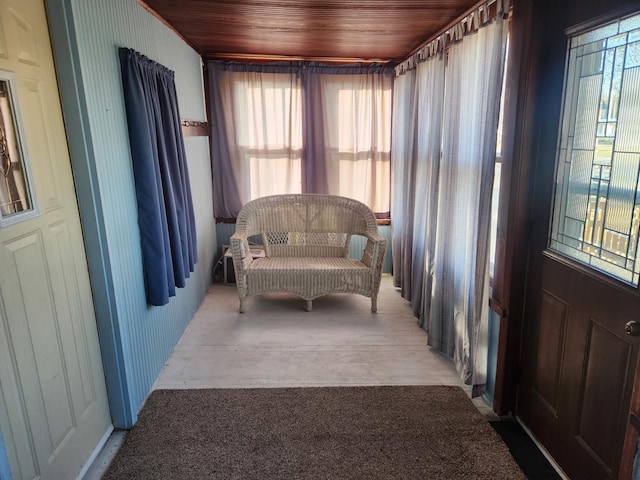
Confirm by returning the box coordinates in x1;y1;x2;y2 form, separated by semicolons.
0;75;36;226
232;72;303;199
550;11;640;285
490;161;501;276
320;75;392;213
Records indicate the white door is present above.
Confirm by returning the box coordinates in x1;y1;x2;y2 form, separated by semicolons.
0;0;112;479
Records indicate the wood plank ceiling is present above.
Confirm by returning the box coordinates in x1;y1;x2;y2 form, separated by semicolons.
139;0;483;63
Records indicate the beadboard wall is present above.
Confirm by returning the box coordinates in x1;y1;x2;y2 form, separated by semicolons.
51;0;215;427
0;430;9;480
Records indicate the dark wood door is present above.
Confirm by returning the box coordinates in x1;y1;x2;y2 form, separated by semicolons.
519;255;640;479
516;1;640;479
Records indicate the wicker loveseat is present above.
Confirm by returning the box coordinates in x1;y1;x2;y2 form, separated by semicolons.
230;194;387;313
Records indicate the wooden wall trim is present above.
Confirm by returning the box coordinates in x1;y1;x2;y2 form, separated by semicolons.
181;119;209;137
489;297;507;319
491;0;537;416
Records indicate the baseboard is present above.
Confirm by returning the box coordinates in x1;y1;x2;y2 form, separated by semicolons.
515;416;570;480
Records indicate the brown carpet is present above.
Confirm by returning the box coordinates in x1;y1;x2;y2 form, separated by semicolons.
102;386;526;480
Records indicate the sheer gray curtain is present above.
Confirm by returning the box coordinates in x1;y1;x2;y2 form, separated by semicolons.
427;20;507;393
391;69;417;297
392;18;507;394
412;57;446;319
391;57;445;316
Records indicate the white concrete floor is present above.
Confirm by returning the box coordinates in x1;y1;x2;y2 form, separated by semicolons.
154;274;469;390
84;274;496;479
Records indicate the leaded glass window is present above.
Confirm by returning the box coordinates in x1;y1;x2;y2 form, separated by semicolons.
0;70;37;227
550;12;640;286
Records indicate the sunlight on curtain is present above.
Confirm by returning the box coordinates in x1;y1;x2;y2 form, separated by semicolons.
313;75;392;214
230;72;303;200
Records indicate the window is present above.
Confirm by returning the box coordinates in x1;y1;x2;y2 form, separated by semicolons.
209;65;392;218
490;36;509;279
318;75;392;214
550;12;640;285
0;70;38;227
235;77;303;199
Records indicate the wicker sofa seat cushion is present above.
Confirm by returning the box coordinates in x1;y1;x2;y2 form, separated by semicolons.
248;257;368;272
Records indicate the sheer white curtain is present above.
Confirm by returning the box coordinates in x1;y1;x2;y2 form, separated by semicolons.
425;19;508;393
224;71;303;200
210;68;303;217
308;73;392;214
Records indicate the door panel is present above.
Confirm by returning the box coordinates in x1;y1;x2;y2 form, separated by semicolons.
520;252;640;479
0;0;111;479
533;291;568;414
2;231;75;450
577;319;631;469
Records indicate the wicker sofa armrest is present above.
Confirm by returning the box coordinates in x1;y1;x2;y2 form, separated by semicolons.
361;233;387;269
230;232;253;276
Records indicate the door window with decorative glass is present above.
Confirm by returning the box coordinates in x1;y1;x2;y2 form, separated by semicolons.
550;12;640;285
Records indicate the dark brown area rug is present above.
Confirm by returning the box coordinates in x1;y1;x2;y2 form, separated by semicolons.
102;386;526;480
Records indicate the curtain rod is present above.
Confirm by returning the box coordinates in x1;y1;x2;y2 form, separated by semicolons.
405;0;497;59
394;0;510;76
205;53;392;65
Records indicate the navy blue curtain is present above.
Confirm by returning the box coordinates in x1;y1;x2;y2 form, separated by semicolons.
119;48;197;306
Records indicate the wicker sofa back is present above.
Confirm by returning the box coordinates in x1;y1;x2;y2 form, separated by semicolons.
230;194;386;312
